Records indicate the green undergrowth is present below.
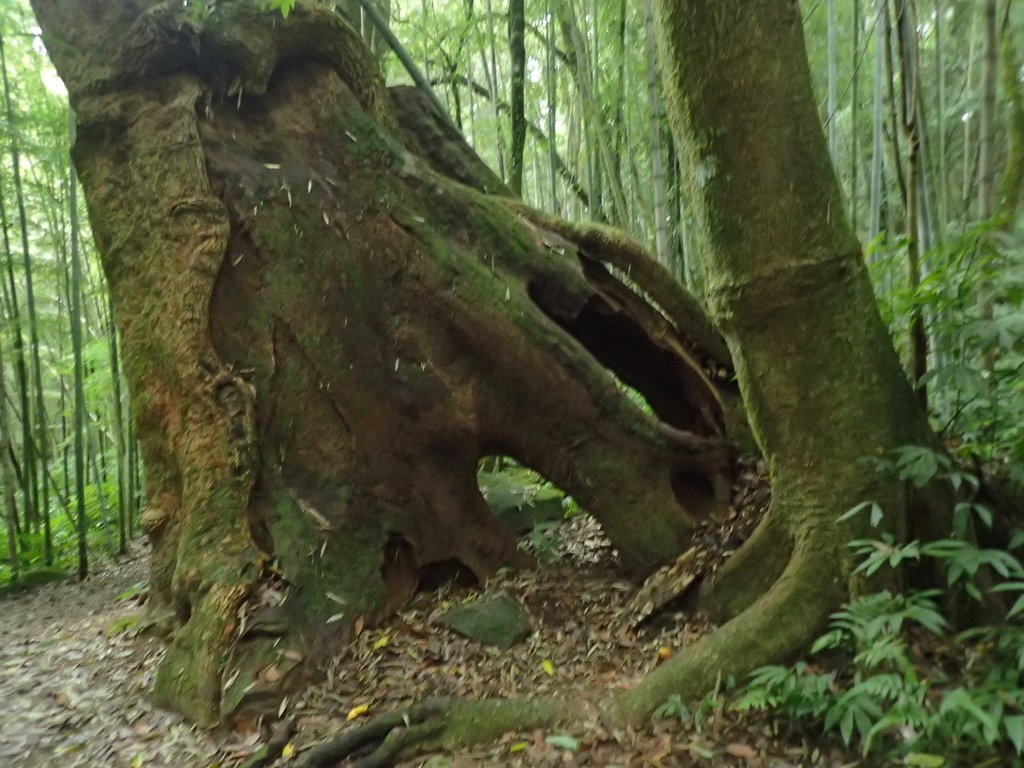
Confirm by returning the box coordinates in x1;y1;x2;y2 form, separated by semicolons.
665;446;1024;766
869;221;1024;469
476;458;577;562
0;478;125;593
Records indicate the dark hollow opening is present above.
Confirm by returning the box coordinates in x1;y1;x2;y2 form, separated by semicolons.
671;469;718;521
526;268;713;434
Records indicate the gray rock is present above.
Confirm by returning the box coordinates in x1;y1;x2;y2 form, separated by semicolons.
438;593;531;649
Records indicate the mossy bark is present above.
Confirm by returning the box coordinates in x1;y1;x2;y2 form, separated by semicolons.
288;1;955;762
621;0;949;722
31;0;738;726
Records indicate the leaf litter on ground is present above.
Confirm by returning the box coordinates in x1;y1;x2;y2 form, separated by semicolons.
0;458;857;766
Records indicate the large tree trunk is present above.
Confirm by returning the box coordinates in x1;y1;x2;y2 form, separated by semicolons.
281;1;954;762
616;0;949;720
30;0;739;726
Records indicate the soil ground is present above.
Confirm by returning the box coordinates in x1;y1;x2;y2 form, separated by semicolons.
0;548;221;767
0;513;855;767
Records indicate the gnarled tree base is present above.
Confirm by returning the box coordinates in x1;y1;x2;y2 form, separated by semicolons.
290;512;849;767
32;0;741;727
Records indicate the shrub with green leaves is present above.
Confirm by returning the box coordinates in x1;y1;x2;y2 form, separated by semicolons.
870;223;1024;471
730;449;1024;762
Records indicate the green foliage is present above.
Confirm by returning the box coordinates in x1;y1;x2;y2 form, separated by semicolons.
544;734;579;751
115;580;147;601
476;464;565;516
852;444;1001;539
183;0;297;23
476;461;571;562
616;378;656;418
267;0;298;16
520;520;559;563
871;223;1024;470
106;613;146;636
0;0;142;587
0;565;68;595
0;476;122;584
652;693;691;722
737;663;833;719
737;458;1024;762
739;589;1024;759
653;685;728;735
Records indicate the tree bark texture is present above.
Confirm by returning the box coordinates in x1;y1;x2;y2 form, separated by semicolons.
30;0;738;726
637;0;944;718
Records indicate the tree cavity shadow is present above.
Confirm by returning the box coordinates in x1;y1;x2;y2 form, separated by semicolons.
671;470;718;522
525;264;714;436
381;533;478;598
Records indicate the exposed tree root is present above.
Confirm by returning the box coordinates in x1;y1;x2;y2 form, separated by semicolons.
297;698;578;768
697;507;794;622
606;531;844;726
502;202;732;372
237;717;296;768
296;700;449;768
293;521;846;766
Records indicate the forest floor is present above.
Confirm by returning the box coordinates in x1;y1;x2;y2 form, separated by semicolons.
0;546;221;767
0;469;858;767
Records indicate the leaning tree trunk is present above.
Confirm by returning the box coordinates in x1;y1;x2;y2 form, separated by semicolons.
617;0;950;719
30;0;740;726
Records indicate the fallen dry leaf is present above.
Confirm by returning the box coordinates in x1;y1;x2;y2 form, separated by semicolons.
726;742;759;759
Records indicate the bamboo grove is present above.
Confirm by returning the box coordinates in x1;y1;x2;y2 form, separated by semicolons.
1;0;141;586
1;0;1023;587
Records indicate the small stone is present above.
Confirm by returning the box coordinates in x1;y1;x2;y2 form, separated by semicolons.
438;593;531;649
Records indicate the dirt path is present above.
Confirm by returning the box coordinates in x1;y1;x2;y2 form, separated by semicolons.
0;549;219;767
0;519;842;767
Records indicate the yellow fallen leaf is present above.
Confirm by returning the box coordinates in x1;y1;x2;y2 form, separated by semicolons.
658;646;673;661
346;703;370;721
508;742;528;753
372;633;390;651
282;742;296;759
541;659;555;676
